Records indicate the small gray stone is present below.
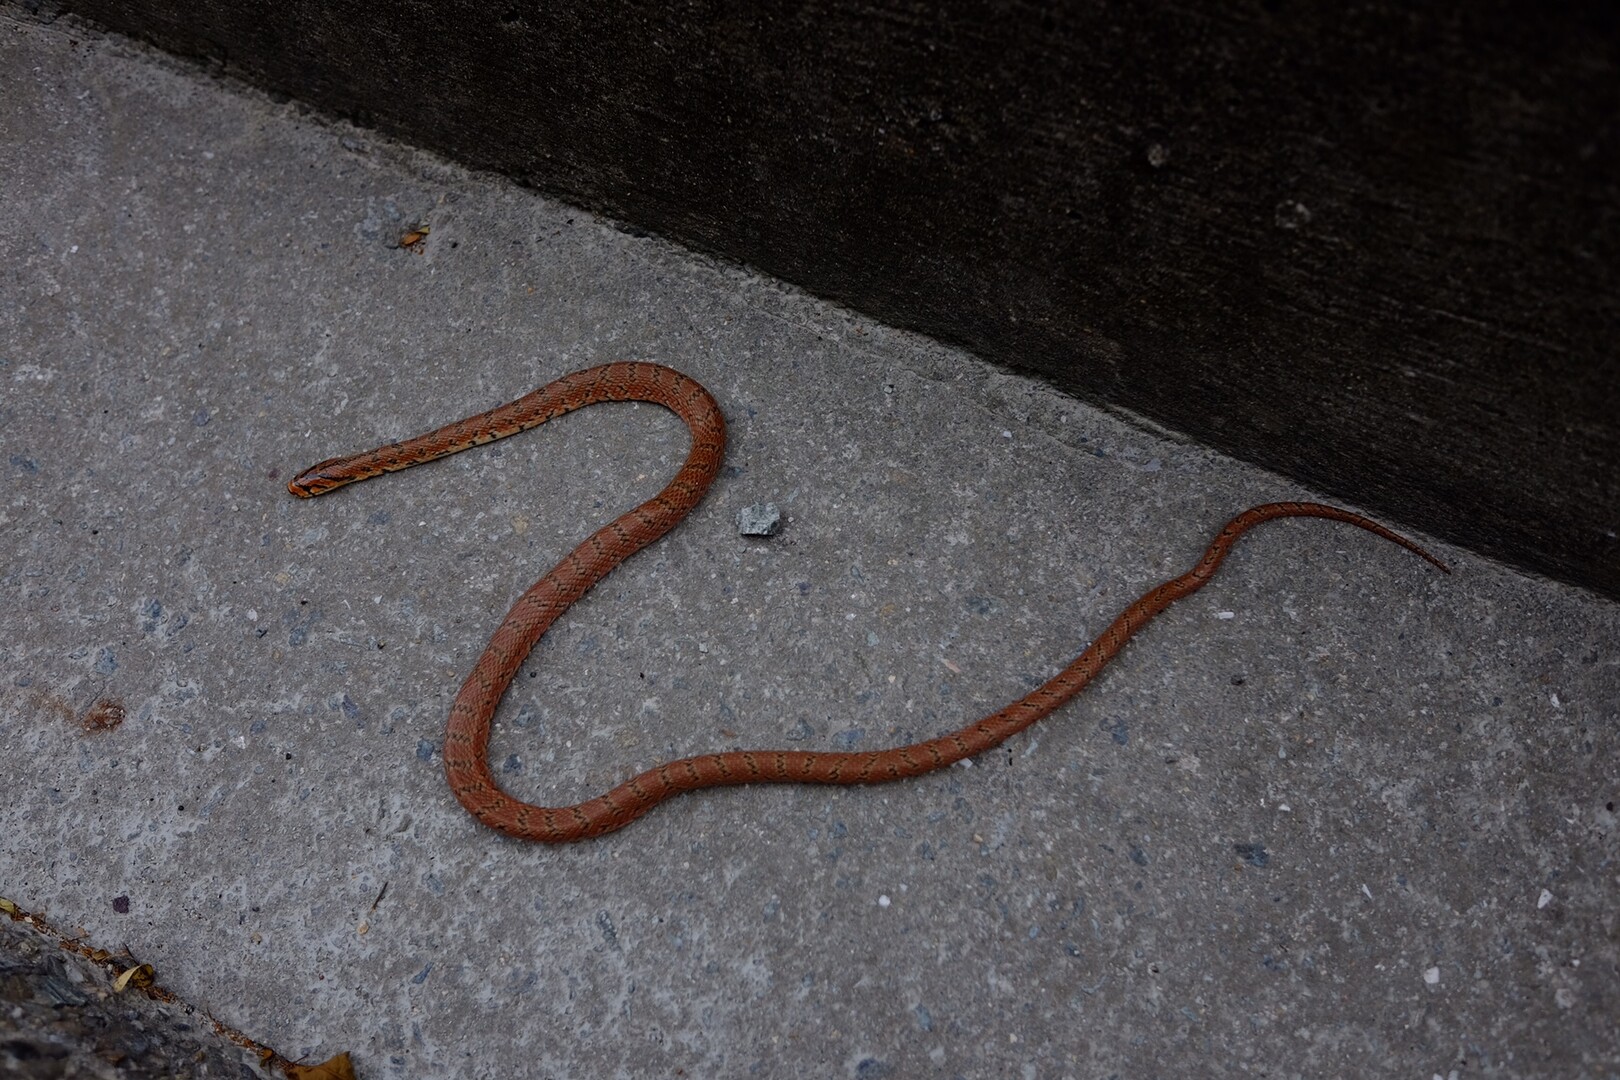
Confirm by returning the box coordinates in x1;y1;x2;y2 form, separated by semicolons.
736;503;782;537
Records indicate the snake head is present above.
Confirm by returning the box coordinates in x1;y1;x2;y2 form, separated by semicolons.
287;457;358;498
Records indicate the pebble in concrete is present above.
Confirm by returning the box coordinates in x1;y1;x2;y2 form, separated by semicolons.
736;502;783;537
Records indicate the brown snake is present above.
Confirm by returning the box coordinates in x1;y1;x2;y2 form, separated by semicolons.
290;361;1448;842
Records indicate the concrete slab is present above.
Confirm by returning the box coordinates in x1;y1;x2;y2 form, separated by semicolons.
3;12;1617;1079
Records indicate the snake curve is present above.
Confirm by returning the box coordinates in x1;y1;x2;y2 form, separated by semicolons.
289;361;1448;842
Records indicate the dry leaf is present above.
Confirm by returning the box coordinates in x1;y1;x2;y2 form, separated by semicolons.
82;698;126;731
112;962;154;992
287;1051;357;1080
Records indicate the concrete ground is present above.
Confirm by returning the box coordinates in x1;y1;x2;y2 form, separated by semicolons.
2;12;1616;1080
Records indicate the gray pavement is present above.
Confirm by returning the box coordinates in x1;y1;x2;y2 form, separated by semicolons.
3;13;1617;1080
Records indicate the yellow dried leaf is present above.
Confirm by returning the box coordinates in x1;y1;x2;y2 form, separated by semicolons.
112;963;154;992
287;1051;357;1080
0;897;17;916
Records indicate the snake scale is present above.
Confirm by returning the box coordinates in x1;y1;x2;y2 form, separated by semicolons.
289;361;1448;842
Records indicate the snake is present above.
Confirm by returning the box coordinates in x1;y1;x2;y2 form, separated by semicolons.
289;361;1448;842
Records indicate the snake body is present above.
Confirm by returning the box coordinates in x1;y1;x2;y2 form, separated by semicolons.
290;361;1447;842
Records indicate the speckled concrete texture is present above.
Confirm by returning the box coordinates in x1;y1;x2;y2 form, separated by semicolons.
2;13;1617;1080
